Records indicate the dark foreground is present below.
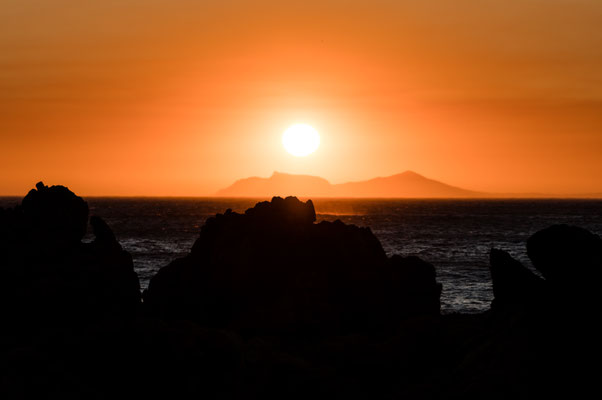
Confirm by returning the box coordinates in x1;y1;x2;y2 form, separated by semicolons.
1;183;601;399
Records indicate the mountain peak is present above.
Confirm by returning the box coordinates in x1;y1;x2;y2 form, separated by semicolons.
397;170;424;178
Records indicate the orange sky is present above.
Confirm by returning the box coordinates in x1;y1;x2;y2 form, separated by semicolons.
1;0;601;196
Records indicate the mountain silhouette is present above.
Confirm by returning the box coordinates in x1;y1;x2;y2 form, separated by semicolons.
216;171;485;198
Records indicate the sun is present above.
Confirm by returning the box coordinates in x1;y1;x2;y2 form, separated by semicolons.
282;124;320;157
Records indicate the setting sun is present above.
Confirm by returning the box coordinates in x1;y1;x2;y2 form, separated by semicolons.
282;124;320;157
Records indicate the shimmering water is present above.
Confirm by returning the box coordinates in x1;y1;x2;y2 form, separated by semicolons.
2;197;601;313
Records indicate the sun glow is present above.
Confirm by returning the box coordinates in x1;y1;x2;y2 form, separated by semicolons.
282;124;320;157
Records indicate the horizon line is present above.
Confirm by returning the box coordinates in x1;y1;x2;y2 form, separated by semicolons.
2;194;602;200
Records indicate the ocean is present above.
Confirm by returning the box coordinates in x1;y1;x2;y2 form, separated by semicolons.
2;197;601;313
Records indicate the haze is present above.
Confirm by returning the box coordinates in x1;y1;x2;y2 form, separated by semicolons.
1;1;601;196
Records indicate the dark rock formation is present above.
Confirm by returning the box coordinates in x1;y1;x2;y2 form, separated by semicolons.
0;183;148;398
145;196;441;335
388;255;442;317
485;225;602;398
22;181;89;253
489;224;602;312
0;182;140;327
489;248;545;308
527;224;602;307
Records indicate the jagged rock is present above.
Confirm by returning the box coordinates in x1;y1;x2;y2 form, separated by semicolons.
489;249;545;308
244;195;317;225
0;182;140;328
527;224;602;306
145;196;441;335
90;215;118;245
21;181;89;255
82;215;141;317
388;255;442;317
527;224;602;280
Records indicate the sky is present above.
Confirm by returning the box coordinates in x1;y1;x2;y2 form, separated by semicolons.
1;0;601;196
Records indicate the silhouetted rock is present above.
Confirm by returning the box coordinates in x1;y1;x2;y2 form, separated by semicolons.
145;196;441;335
388;255;442;317
22;181;89;255
523;225;602;397
527;224;602;308
0;182;140;328
489;249;545;308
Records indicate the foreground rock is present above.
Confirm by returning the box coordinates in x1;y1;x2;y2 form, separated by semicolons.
489;248;545;309
0;183;242;399
0;182;140;327
527;224;602;309
487;225;602;397
145;196;442;335
489;223;602;312
1;189;447;399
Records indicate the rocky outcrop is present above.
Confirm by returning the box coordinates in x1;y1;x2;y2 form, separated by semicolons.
527;224;602;307
145;196;442;335
0;182;140;327
388;255;442;317
489;224;602;312
22;181;89;252
489;248;545;308
484;225;602;398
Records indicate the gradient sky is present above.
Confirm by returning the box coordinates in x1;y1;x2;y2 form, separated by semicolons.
1;0;601;196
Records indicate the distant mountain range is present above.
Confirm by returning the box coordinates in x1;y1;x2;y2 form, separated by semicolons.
216;171;487;198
